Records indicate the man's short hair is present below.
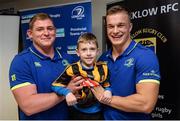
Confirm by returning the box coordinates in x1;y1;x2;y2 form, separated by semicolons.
106;5;131;22
29;13;53;29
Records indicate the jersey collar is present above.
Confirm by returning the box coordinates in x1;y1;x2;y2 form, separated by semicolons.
106;40;138;59
29;44;63;60
78;61;94;71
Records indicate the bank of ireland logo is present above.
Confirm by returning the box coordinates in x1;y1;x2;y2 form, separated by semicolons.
71;6;85;20
124;58;134;67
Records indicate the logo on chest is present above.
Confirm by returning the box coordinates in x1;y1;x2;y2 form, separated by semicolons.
124;58;134;67
34;62;42;67
62;59;69;67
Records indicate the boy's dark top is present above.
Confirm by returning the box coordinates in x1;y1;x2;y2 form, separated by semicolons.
52;60;111;113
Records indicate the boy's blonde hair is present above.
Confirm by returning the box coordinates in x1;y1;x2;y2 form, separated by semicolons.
77;32;98;49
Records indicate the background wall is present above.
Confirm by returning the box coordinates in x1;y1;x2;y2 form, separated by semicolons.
0;0;122;120
0;0;122;54
0;15;20;119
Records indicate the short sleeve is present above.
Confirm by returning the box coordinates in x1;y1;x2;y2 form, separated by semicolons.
135;50;161;84
9;55;34;90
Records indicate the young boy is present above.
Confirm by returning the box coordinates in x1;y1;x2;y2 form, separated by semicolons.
52;33;112;120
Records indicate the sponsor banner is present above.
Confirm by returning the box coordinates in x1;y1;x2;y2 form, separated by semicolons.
107;0;180;119
19;1;92;59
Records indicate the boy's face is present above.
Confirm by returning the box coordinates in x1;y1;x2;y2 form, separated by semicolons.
76;40;99;68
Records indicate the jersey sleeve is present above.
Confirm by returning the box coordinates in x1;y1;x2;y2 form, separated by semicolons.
9;55;34;91
51;65;73;95
135;50;161;84
52;65;73;86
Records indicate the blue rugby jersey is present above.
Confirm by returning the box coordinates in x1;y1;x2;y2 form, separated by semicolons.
99;40;160;120
9;44;75;120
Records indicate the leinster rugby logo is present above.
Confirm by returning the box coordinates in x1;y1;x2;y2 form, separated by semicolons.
124;58;134;67
62;59;69;66
71;6;85;20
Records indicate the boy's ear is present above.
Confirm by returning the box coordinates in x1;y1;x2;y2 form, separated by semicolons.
76;49;80;57
97;48;100;55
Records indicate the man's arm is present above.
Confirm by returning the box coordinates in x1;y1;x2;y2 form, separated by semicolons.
92;82;159;113
12;84;62;116
12;76;83;116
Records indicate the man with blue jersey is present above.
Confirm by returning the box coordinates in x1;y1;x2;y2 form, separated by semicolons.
91;5;161;120
9;13;83;120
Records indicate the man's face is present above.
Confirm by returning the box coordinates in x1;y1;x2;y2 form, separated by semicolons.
27;19;56;50
106;12;132;48
76;41;99;68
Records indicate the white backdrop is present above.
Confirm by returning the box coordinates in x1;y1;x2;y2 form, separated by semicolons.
0;15;19;119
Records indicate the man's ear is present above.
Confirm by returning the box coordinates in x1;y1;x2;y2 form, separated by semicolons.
129;22;133;32
27;29;32;40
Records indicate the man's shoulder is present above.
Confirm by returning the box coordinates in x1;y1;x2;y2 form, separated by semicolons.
98;50;111;61
101;50;110;56
136;43;153;52
10;49;33;71
16;48;31;57
13;49;31;61
134;43;156;56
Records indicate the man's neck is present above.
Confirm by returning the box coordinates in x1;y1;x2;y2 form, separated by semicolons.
34;44;54;59
112;39;131;60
